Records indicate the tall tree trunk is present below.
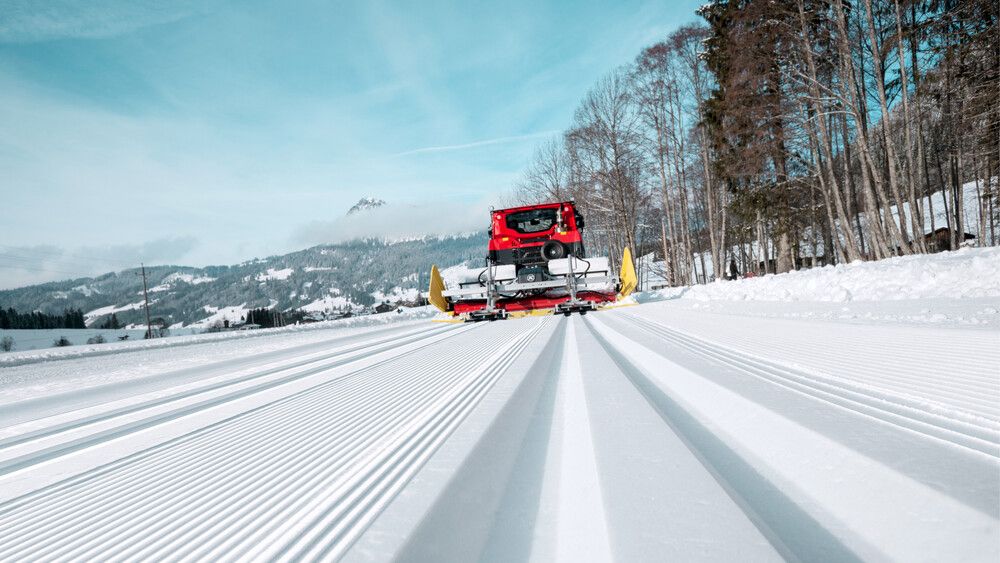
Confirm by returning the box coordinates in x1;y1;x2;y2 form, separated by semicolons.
936;146;954;235
833;0;898;257
756;210;768;275
974;153;986;246
805;107;848;263
839;114;868;257
863;0;913;254
796;0;862;261
667;85;693;282
954;143;965;248
700;130;723;280
892;0;927;251
918;108;934;232
660;217;673;285
654;122;679;285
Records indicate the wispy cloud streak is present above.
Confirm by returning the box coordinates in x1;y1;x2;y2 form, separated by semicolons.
0;237;199;289
393;130;558;157
0;0;200;43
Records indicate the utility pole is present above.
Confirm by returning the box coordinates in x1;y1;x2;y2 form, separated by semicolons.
139;263;153;339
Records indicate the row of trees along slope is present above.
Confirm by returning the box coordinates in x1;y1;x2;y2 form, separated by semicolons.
515;0;997;285
0;307;86;330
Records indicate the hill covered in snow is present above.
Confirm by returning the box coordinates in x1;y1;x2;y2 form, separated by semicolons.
0;235;485;328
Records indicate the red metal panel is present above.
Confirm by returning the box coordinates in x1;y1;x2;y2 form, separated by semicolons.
488;202;582;252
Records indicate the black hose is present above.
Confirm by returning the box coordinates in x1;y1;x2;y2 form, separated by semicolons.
568;255;592;282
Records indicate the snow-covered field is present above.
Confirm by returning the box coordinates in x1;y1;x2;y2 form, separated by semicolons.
0;250;997;561
0;307;436;368
0;328;202;353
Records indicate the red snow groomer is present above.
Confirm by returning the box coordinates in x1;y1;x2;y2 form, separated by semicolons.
428;201;636;321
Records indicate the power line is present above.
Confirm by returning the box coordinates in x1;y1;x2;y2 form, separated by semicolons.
139;263;154;340
0;245;137;267
0;244;137;264
0;246;148;282
0;253;113;270
0;255;135;279
0;252;129;270
0;261;101;279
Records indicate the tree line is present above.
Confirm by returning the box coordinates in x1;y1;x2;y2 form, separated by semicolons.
0;307;87;329
99;313;122;329
245;307;287;328
515;0;997;284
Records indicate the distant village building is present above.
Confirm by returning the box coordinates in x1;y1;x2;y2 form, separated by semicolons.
922;228;976;253
374;302;397;314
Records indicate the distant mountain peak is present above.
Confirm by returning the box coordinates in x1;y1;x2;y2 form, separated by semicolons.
347;198;386;215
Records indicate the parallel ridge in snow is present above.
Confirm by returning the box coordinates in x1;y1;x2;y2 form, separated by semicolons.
0;320;548;560
626;313;999;455
0;301;996;561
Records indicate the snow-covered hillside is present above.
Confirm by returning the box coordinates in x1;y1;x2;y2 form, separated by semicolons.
0;235;485;328
0;249;996;561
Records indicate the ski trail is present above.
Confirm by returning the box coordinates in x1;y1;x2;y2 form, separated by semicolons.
0;321;439;426
535;317;612;562
0;324;470;502
0;320;546;561
573;317;782;562
624;314;1000;457
623;306;1000;421
0;302;996;562
586;313;999;563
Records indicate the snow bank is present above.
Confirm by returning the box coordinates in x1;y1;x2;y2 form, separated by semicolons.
372;287;420;303
164;272;216;285
84;301;147;324
299;294;354;312
645;247;1000;303
187;304;252;329
255;268;294;282
0;306;438;368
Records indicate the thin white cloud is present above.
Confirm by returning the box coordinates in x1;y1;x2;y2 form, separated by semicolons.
0;0;201;43
393;131;559;157
292;200;492;245
0;237;199;290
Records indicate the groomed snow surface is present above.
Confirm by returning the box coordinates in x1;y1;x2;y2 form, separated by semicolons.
0;249;998;561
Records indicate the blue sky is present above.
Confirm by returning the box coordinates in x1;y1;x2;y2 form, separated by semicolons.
0;0;702;288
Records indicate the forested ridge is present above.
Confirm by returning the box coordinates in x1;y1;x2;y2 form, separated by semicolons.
0;307;86;330
514;0;998;283
0;236;484;326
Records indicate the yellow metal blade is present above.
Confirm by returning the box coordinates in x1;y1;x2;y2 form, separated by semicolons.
618;247;637;299
508;308;554;319
428;265;450;312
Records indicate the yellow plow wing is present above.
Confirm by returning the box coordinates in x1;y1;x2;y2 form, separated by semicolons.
428;265;450;312
618;247;637;299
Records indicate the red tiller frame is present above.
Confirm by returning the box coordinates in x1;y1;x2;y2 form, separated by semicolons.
451;290;617;315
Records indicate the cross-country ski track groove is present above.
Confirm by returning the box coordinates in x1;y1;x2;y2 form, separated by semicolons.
0;308;997;562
